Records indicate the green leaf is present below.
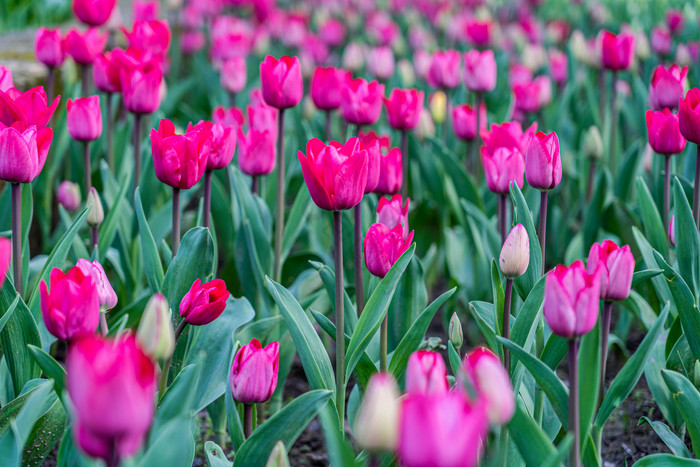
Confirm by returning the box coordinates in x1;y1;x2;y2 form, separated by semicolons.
541;434;574;467
225;342;245;453
631;269;663;287
638;417;692;458
0;294;19;335
135;187;164;293
311;261;357;334
27;345;66;396
137;415;195;467
644;330;683;428
540;333;568;370
632;227;673;315
447;341;462;376
632;454;700;466
154;364;201;432
281;183;312;262
673;178;700;303
662;369;700;454
510;275;545;349
583;169;610;250
98;171;130;262
492;260;504;337
204;441;233;467
510;183;543;300
595;303;669;428
508;399;558;465
344;245;415;384
21;396;65;467
468;301;500;358
265;278;336;394
162;227;215;309
578;321;600;450
233;390;333;467
636;177;668;259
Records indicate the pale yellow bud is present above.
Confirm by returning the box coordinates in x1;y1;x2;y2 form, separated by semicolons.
137;293;175;360
86;187;104;227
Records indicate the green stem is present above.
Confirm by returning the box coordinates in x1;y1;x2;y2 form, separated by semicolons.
203;170;212;229
380;316;388;372
133;113;142;198
172;188;181;257
664;154;671;234
598;301;613;408
609;70;617;174
333;211;345;433
503;279;513;375
273;109;286;283
106;93;114;171
158;320;187;401
401;129;408;198
694;145;700;228
539;191;548;275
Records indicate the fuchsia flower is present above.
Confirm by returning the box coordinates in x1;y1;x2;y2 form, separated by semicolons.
0;67;12;92
405;350;448;395
0;237;9;290
179;278;230;326
481;146;525;195
525;131;562;191
212;106;244;130
679;88;700;144
427;50;461;89
67;333;156;461
666;10;685;35
220;57;247;94
229;338;279;404
40;266;100;341
587;240;635;301
364;223;414;278
341;77;385;126
358;136;381;194
367;46;395;81
463;50;496;93
513;80;541;114
509;63;533;88
377;194;409;238
259;55;303;110
188;121;236;170
0;124;49;184
72;0;117;27
64;28;107;65
548;49;568;86
650;26;672;56
649;65;687;111
76;259;117;311
544;260;602;339
57;181;81;211
150;118;210;190
133;0;160;21
297;137;368;211
462;347;515;425
35;27;66;68
93;52;121;93
238;129;276;176
598;30;635;71
116;50;163;114
0;86;60;129
465;17;492;47
310;67;350;111
645;108;687;155
383;88;424;131
121;20;171;58
67;96;102;142
481;121;537;156
452;103;486;141
247;101;278;137
319;18;346;47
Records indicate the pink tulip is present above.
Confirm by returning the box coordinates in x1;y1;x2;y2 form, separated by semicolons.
64;28;107;65
513;80;542;114
587;240;635;301
310;67;350;111
0;122;51;184
188;121;236;170
666;10;685;35
0;237;9;290
121;20;171;58
67;333;156;461
229;338;279;404
67;96;102;141
367;46;395;81
599;30;635;71
405;350;448;395
359;136;381;194
413;49;431;81
76;258;117;311
0;67;12;92
212;106;244;130
525;131;562;191
247;102;278;137
427;50;461;89
151;118;210;189
649;65;687;111
452;103;486;141
119;54;163;114
646;108;687;155
259;55;303;109
179;278;230;326
341;77;385;126
679;88;700;144
73;0;117;26
464;50;496;93
133;0;160;21
40;266;100;340
650;26;672;56
398;390;489;467
238;128;276;176
374;147;403;195
319;18;346;47
35;27;66;68
481;121;537;156
93;51;121;93
462;347;515;425
364;223;414;278
548;49;568;86
297;137;368;211
500;224;530;278
0;86;60;129
481;146;525;195
219;57;247;94
383;88;424;131
57;181;81;211
509;63;533;88
465;17;492;47
544;260;601;339
377;194;409;238
181;30;205;55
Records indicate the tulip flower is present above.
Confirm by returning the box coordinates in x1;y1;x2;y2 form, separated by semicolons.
384;88;423;197
247;102;278;137
427;50;461;90
137;293;174;360
679;88;700;225
599;30;635;71
364;222;414;279
649;65;687;111
481;121;537;157
375;147;403;195
86;187;104;228
666;10;685;35
464;50;496;93
342;42;365;72
650;26;672;57
93;51;120;169
238;128;276;189
65;27;107;95
72;0;117;26
367;46;395;81
405;350;448;395
67;334;156;463
57;181;81;211
76;258;117;311
376;194;409;239
354;373;400;452
220;57;247;102
398;390;489;467
213;106;244;130
0;237;9;290
40;266;100;341
311;66;350;140
179;278;230;327
67;95;102;192
549;49;569;87
462;347;515;425
0;67;12;92
452;103;486;142
0;124;47;184
133;0;159;21
481;145;524;242
35;27;65;103
0;86;60;130
341;77;385;127
449;312;464;349
358;135;381;194
230;338;279;404
121;20;171;58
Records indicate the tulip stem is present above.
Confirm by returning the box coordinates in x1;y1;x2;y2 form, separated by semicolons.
46;67;55;107
203;170;212;229
158;320;187;401
598;301;613;408
273;109;286;283
100;312;109;336
694;145;700;228
586;159;596;202
133;113;142;197
172;188;181;258
251;176;259;195
107;446;120;467
503;279;513;375
380;316;388;372
401;130;409;198
11;183;22;297
244;404;253;439
498;194;507;244
106;93;114;171
609;70;617;174
568;338;581;467
538;191;548;275
663;155;671;233
598;70;606;128
325;110;332;142
229;91;236;108
354;203;364;316
91;226;98;253
81;65;91;96
333;210;346;433
83;141;91;194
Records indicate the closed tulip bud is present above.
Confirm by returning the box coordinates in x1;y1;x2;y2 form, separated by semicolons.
341;77;385;126
428;50;461;90
405;350;449;395
310;66;349;111
397;59;415;87
86;187;104;227
544;260;601;339
464;50;497;93
265;441;290;467
297;137;368;212
374;147;403;195
76;258;117;311
376;194;409;238
650;26;672;57
367;46;395;81
679;88;700;145
452;103;486;141
57;181;81;211
67;96;102;142
260;56;303;110
587;240;635;301
583;126;603;159
67;333;156;461
238;128;276;176
499;224;530;278
35;27;66;68
220;57;247;94
151;118;210;189
525;131;562;191
179;278;230;326
462;347;515;425
649;65;687;111
384;88;424;131
364;223;414;278
137;293;175;360
599;30;635;71
230;338;279;404
429;91;447;124
342;42;365;72
646;109;687;156
354;373;400;452
669;214;676;247
415;108;436;141
73;0;117;27
40;266;100;340
0;237;9;290
449;313;463;349
64;27;107;65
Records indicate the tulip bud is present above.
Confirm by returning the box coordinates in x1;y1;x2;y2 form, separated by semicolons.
499;224;530;278
354;373;400;452
415;109;436;142
429;91;447;124
583;126;603;159
449;313;463;349
57;181;81;211
265;441;290;467
137;293;175;360
397;59;415;87
86;187;104;227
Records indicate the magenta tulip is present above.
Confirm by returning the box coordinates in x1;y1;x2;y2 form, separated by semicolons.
364;223;414;278
72;0;117;26
650;26;672;56
666;10;685;35
481;121;537;156
119;54;163;115
133;0;159;21
76;258;117;311
35;28;66;68
93;52;121;94
64;28;107;65
238;128;276;176
405;350;448;395
220;57;247;94
259;55;303;110
544;260;601;339
121;20;171;58
376;194;409;238
374;147;403;195
481;146;525;195
549;49;568;86
0;86;60;129
311;66;350;111
525;131;562;191
188;121;236;170
358;135;380;194
229;338;279;404
247;102;278;137
646;108;687;155
427;50;461;89
587;240;634;301
0;67;12;92
464;50;496;93
462;347;515;425
57;181;81;211
341;77;385;126
40;266;100;341
679;88;700;144
452;103;486;141
0;123;50;184
367;46;396;81
151;118;210;189
383;88;424;131
179;278;230;326
67;96;102;141
599;30;635;71
212;106;244;130
649;65;687;111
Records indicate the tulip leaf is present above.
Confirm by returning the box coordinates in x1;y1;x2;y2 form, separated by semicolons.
541;434;574;467
27;345;65;396
508;399;558;465
638;417;693;458
137;415;195;467
154;364;201;433
468;301;500;359
265;278;336;395
344;244;415;384
389;288;456;378
583;169;610;250
540;333;568;370
510;275;545;350
510;183;542;300
672;178;700;303
233;389;333;467
632;227;673;315
595;303;669;428
21;396;66;467
661;369;700;454
135;187;164;293
631;269;664;287
632;455;700;466
204;441;232;467
319;406;361;467
636;177;668;260
578;321;600;449
281;183;312;262
98;170;130;262
310;261;357;334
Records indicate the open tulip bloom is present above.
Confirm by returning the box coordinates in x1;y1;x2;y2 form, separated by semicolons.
679;88;700;227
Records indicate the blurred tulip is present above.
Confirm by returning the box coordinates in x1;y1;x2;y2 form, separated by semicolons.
366;46;395;81
650;26;672;57
93;52;121;93
188;120;236;170
64;28;107;65
548;49;568;86
499;224;530;278
465;17;492;47
375;147;403;195
0;86;60;129
462;347;515;425
452;103;486;141
119;55;163;114
587;240;634;301
259;56;303;109
415;108;436;141
583;125;603;159
73;0;117;26
179;278;230;326
122;20;171;57
212;106;244;130
67;96;102;141
57;181;81;211
40;266;100;340
481;146;525;195
248;102;278;137
341;77;385;126
220;57;247;94
513;80;541;114
427;50;461;89
364;223;414;278
359;136;380;193
310;67;349;111
35;28;66;68
137;293;174;360
342;42;365;72
76;258;117;311
354;373;400;452
525;131;561;191
376;194;409;238
544;260;601;339
230;338;279;403
0;67;12;92
383;88;423;131
463;50;496;93
181;30;205;55
319;18;346;48
413;49;431;81
397;59;415;87
481;121;537;156
86;187;104;227
238;128;276;176
645;108;687;155
666;10;685;35
0;124;49;184
679;88;700;144
133;0;159;21
570;30;600;68
429;91;447;125
598;30;635;71
405;350;448;395
0;238;9;290
151;118;210;189
649;65;687;111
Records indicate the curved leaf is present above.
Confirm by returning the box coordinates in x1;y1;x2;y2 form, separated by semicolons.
638;417;692;458
672;178;700;302
135;187;164;293
510;183;542;300
662;369;700;454
632;454;700;466
508;399;557;465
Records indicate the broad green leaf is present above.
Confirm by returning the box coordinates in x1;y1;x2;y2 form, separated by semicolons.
98;171;130;262
638;417;692;458
540;333;567;370
662;369;700;454
135;187;164;293
204;441;233;467
0;295;19;335
673;178;700;303
632;454;700;466
636;177;668;259
447;341;461;376
311;261;357;334
632;269;663;287
225;342;245;453
154;364;201;433
583;169;610;250
21;397;66;467
510;275;545;349
281;183;312;261
137;415;195;467
644;331;682;429
27;345;66;396
632;227;673;315
508;399;557;465
541;434;574;467
468;301;500;358
510;183;543;300
319;406;360;467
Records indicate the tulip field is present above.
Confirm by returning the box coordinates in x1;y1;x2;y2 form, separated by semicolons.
2;0;700;465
